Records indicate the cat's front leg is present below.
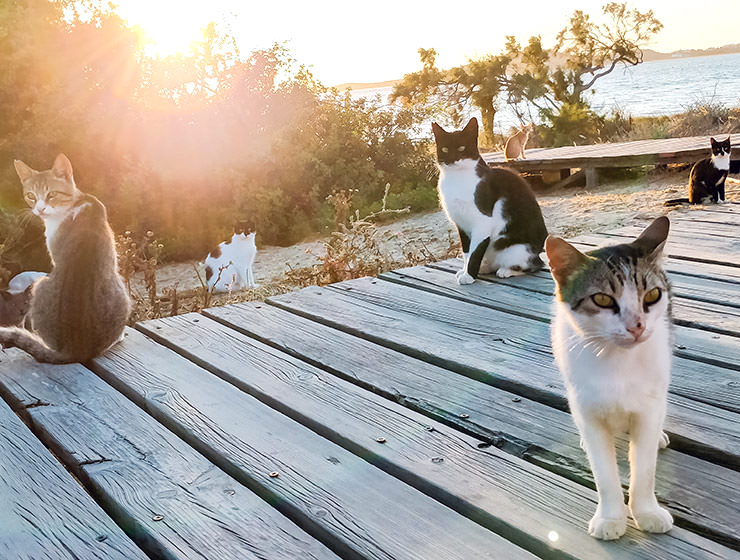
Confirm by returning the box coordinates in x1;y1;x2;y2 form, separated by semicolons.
579;420;627;539
246;266;257;288
455;226;474;284
459;232;490;285
628;411;673;534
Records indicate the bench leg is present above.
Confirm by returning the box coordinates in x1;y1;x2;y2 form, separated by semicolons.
585;168;599;189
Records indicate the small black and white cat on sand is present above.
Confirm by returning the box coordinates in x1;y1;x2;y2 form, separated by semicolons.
546;216;673;540
664;137;735;205
204;220;258;293
432;118;547;285
0;154;130;363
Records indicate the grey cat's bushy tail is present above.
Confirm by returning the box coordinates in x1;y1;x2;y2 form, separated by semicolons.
0;327;73;364
529;254;546;272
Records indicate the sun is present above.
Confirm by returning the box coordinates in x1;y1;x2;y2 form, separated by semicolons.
116;1;211;58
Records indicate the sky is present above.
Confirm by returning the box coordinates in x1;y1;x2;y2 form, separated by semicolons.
114;0;740;86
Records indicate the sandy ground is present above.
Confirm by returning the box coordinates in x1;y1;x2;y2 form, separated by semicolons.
131;169;740;301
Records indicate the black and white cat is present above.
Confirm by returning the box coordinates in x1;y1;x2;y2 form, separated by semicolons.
204;220;257;293
432;118;548;285
665;137;732;205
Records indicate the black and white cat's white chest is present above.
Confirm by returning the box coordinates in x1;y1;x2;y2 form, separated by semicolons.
438;158;505;230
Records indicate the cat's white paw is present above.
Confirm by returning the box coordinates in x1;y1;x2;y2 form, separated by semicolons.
632;506;673;533
588;515;627;540
456;271;475;285
658;430;670;449
496;268;514;278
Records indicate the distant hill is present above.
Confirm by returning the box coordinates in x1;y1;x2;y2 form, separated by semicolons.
336;44;740;91
334;79;400;91
643;44;740;61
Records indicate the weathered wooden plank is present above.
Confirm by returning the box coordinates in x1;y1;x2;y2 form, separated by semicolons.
428;258;740;369
386;266;740;411
668;222;740;240
200;302;740;548
667;208;740;226
0;349;339;560
0;382;145;560
268;281;740;468
575;230;740;267
566;240;740;284
483;134;740;172
91;329;537;560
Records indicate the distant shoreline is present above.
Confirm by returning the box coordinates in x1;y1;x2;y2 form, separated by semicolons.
334;79;401;91
334;44;740;91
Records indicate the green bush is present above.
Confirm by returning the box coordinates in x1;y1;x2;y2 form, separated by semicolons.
0;3;435;263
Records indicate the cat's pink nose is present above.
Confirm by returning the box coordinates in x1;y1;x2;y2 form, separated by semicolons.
627;322;645;341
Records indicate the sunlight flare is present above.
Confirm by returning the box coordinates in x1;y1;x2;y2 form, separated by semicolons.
119;2;210;57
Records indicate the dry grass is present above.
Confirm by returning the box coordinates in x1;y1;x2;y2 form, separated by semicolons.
125;186;457;323
615;100;740;141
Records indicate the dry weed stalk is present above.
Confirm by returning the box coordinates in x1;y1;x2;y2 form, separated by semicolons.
117;230;164;322
287;184;453;287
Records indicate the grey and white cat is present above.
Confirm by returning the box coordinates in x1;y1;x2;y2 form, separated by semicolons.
546;217;673;540
204;220;258;293
432;118;547;285
0;271;46;327
0;154;130;363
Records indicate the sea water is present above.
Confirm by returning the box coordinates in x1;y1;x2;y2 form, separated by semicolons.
349;52;740;135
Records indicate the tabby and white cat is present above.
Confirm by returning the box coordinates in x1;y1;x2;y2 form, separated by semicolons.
204;220;257;293
546;217;673;540
0;154;130;363
664;137;731;205
504;123;533;161
432;118;547;284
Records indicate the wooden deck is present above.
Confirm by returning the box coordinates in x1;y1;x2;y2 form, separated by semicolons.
2;206;740;559
483;133;740;188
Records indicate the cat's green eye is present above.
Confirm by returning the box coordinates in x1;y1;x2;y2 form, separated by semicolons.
644;287;661;305
441;147;449;153
457;146;465;152
591;293;616;308
24;192;36;203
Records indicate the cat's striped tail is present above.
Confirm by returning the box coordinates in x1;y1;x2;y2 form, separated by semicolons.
0;327;72;364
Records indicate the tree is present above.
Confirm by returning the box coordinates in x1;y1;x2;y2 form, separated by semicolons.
390;48;510;147
0;1;435;264
391;3;662;146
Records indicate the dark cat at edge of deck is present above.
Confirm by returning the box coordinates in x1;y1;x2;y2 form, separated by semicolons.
665;137;735;205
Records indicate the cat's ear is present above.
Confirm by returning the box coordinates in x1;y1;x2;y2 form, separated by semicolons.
431;122;446;138
13;160;36;183
633;216;670;256
710;137;717;146
463;118;478;135
52;154;74;182
545;236;587;287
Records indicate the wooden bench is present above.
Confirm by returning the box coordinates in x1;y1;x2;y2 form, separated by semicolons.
1;204;739;558
484;133;740;188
